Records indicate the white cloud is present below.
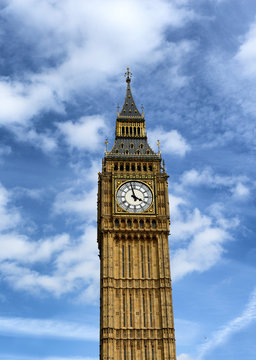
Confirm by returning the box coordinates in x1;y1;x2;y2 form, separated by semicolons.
235;21;256;77
0;79;63;126
0;183;20;231
0;183;99;300
53;160;101;221
231;182;250;198
177;168;251;200
170;194;238;281
177;355;193;360
0;315;98;341
58;116;106;152
0;226;99;299
172;227;230;281
180;168;246;188
148;128;191;156
14;128;57;152
198;287;256;360
0;0;195;132
54;186;97;222
0;233;69;263
170;198;212;241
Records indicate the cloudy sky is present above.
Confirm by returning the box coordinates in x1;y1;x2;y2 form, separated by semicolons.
0;0;256;359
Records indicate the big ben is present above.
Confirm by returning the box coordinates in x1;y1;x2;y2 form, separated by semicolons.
97;68;177;360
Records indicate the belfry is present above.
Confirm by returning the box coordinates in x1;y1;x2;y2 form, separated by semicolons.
97;69;177;360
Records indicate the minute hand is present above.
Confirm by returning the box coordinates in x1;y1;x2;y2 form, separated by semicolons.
130;182;137;200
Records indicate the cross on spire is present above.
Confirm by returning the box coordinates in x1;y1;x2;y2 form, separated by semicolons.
125;66;132;83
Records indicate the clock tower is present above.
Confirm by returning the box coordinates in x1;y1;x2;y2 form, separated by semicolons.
97;69;176;360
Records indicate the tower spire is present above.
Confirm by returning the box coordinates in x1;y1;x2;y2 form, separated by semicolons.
119;67;141;118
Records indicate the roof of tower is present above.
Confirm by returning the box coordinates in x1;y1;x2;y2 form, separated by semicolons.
118;67;142;118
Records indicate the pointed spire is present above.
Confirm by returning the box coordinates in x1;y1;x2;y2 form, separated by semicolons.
119;67;142;118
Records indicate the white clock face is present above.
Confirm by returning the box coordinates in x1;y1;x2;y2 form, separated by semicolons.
116;181;153;213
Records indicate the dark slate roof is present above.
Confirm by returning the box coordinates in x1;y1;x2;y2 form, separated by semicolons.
107;138;159;159
119;75;142;118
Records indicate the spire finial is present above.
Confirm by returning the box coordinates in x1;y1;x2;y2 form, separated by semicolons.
125;66;132;83
105;138;108;154
157;139;161;154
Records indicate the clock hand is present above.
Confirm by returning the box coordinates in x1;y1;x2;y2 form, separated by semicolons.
130;182;137;201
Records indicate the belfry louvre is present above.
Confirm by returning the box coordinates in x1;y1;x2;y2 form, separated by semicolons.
97;69;177;360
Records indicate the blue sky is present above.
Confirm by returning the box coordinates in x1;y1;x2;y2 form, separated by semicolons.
0;0;256;359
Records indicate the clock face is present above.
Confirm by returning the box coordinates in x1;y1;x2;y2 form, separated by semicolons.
116;181;153;213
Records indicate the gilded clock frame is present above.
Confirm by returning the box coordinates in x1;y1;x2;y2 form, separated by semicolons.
113;176;156;215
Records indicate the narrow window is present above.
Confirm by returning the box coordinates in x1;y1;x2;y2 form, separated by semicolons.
141;246;144;278
138;127;140;136
143;295;146;327
120;164;124;171
152;346;154;360
128;245;131;277
130;293;132;327
137;164;141;171
127;219;132;228
130;127;132;135
122;245;125;278
139;219;144;228
114;163;118;171
126;127;128;135
131;346;133;360
134;127;136;136
124;345;126;360
122;127;125;135
121;143;124;148
140;144;144;149
152;220;156;228
147;245;150;278
125;150;129;154
149;294;153;327
145;345;147;360
123;293;126;327
131;164;135;171
115;219;119;228
143;164;147;171
149;165;152;171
